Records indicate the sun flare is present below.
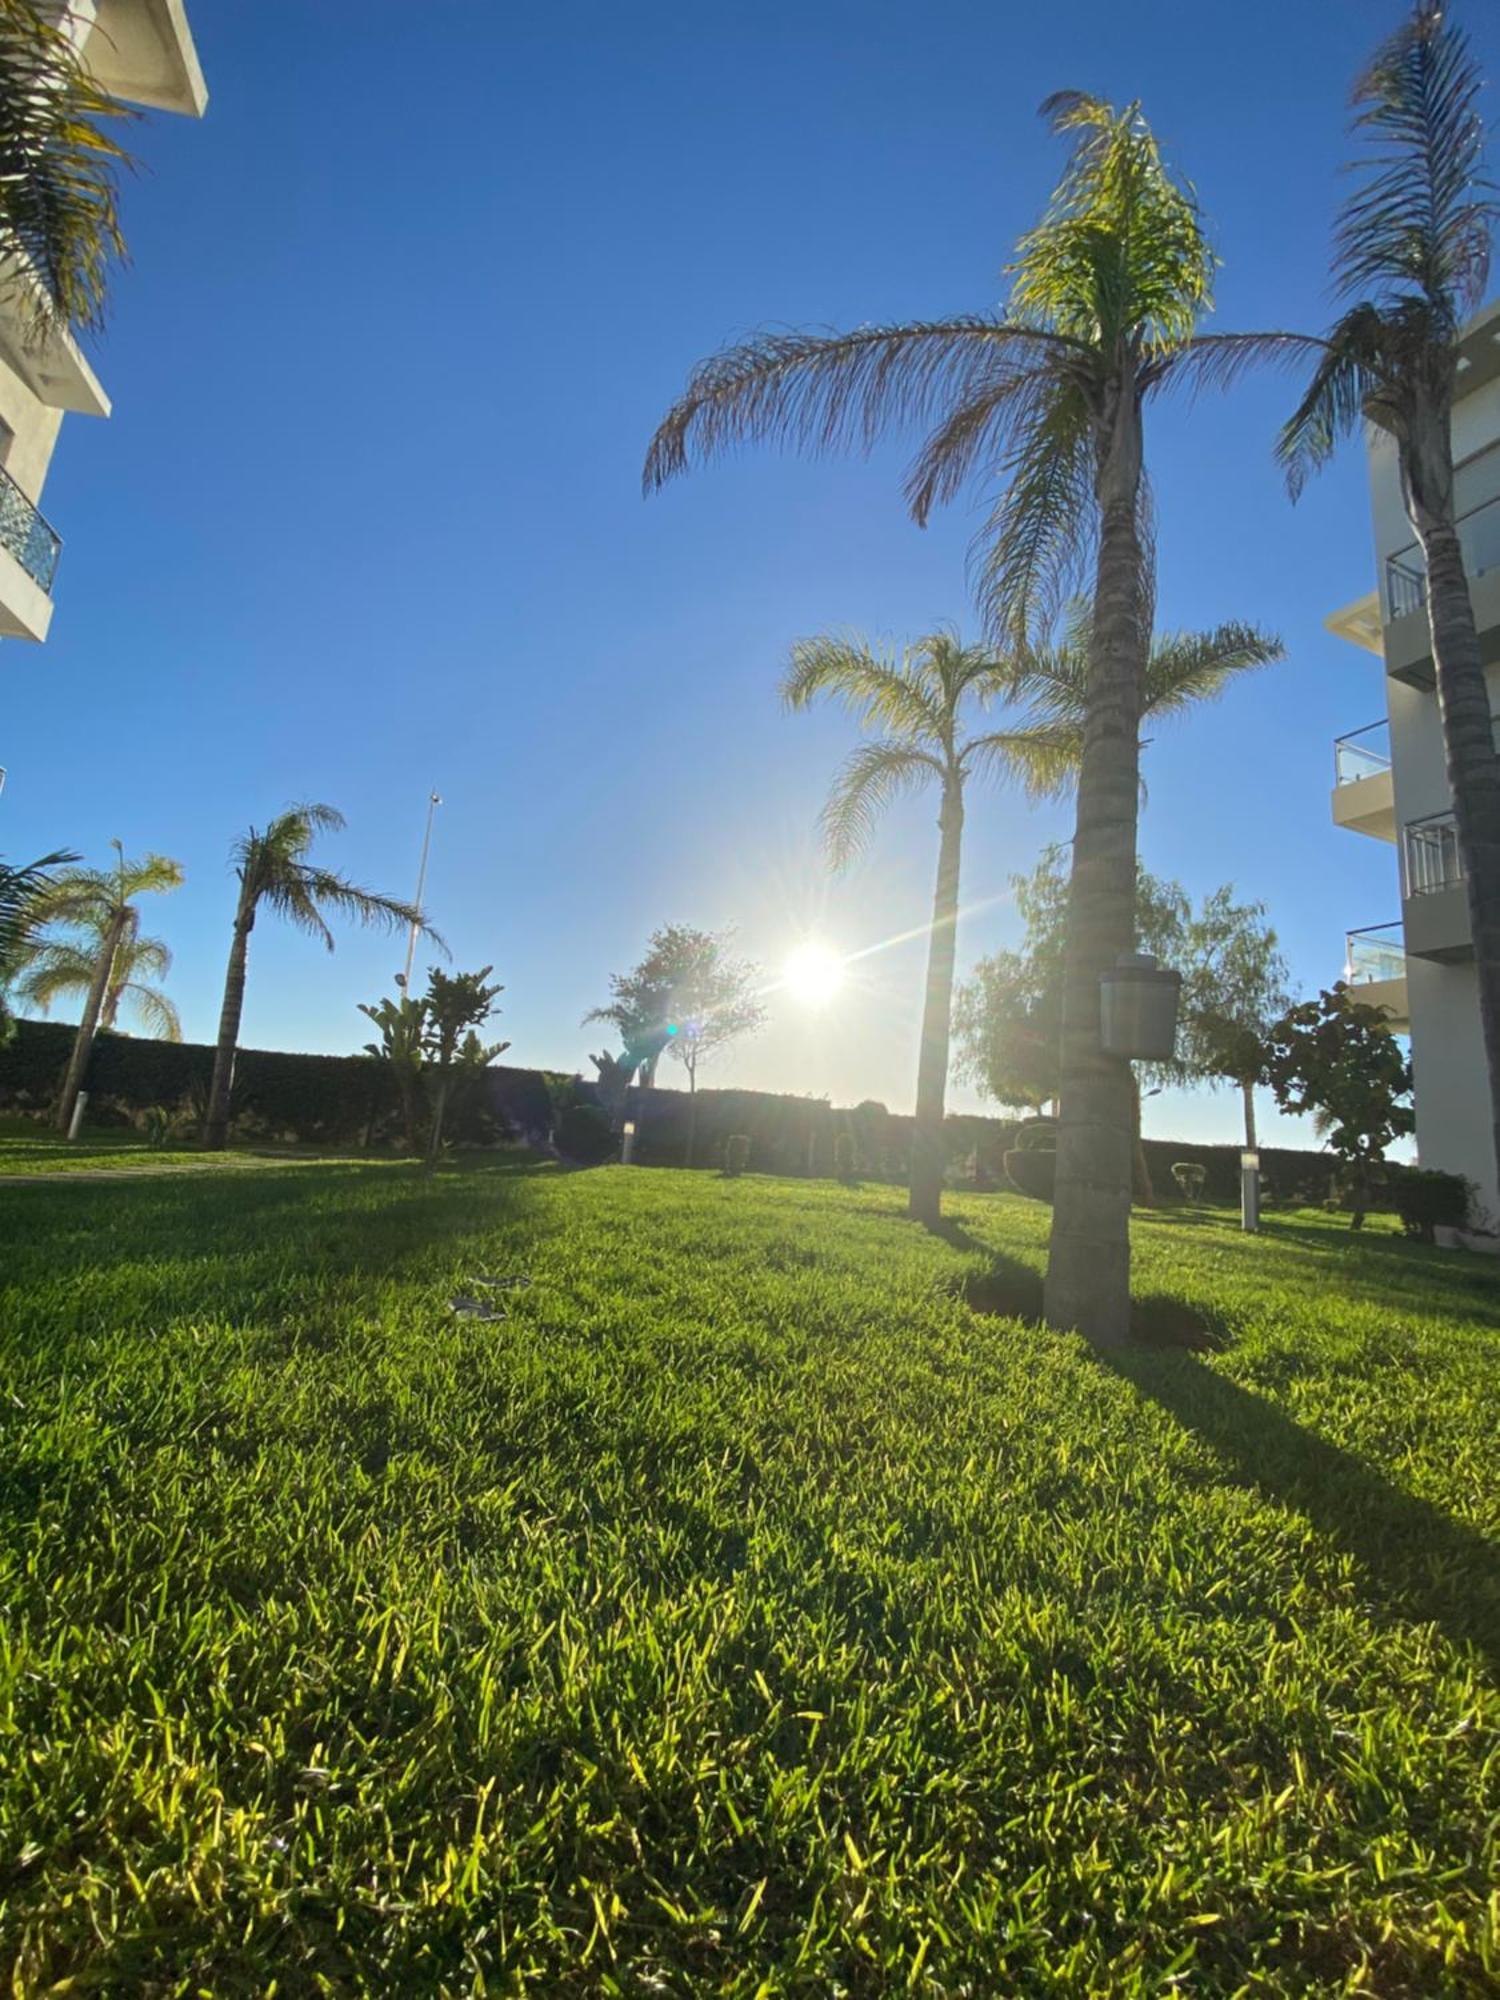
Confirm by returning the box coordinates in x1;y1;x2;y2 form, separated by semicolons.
781;940;846;1007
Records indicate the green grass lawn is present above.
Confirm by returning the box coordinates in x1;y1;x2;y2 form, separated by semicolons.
1;1158;1496;1995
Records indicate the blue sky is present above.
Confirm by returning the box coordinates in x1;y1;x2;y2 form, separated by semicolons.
6;0;1498;1142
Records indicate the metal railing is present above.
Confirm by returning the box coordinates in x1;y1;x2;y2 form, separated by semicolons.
1403;809;1465;896
1346;922;1406;985
1385;489;1500;620
0;460;60;592
1334;718;1391;786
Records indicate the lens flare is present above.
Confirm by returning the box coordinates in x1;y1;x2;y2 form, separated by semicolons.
781;941;846;1007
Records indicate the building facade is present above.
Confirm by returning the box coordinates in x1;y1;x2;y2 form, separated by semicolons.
0;0;205;644
1329;298;1500;1228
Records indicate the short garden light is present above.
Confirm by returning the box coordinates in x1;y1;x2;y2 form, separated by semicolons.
622;1119;637;1166
1241;1149;1261;1234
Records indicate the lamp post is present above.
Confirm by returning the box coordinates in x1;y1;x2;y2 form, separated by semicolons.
1240;1150;1261;1234
400;790;441;990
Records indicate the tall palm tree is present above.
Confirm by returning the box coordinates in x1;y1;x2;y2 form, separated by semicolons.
202;805;427;1149
16;919;180;1039
788;618;1279;1225
646;93;1308;1340
29;843;183;1132
0;0;132;341
0;848;77;1041
1280;0;1500;1200
785;630;1023;1224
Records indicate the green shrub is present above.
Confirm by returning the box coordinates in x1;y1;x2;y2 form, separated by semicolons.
1171;1161;1208;1203
553;1103;614;1166
724;1133;751;1178
833;1132;857;1183
1004;1148;1055;1202
1388;1165;1473;1242
138;1106;174;1151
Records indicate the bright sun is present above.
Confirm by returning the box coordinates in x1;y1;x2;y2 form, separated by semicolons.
781;940;846;1007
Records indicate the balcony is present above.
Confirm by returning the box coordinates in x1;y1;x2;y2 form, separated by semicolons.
1383;489;1500;687
1402;810;1473;962
1345;923;1409;1030
1331;719;1395;841
0;461;59;641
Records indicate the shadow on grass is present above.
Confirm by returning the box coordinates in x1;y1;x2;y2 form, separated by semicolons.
1100;1345;1500;1680
960;1249;1229;1352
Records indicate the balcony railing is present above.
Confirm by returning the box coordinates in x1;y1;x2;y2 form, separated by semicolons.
1334;718;1391;786
1385;489;1500;621
1346;922;1406;986
0;461;60;592
1404;810;1465;897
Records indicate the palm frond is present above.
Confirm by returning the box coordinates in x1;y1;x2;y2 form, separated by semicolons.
0;0;134;340
902;356;1068;526
1337;0;1496;312
293;868;424;940
118;981;181;1041
819;741;942;869
960;723;1082;801
782;633;947;745
259;873;337;950
1276;305;1388;497
1158;330;1333;397
970;377;1095;647
13;939;94;1014
1143;622;1283;716
643;318;1078;492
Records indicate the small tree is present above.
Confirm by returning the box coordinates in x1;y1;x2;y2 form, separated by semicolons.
421;966;508;1169
0;850;77;1043
359;992;427;1152
1176;889;1292;1150
1263;984;1415;1228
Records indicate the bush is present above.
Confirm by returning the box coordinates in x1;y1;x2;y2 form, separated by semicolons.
724;1134;751;1178
833;1132;857;1183
1004;1148;1055;1202
553;1103;614;1165
1388;1165;1473;1242
1171;1161;1208;1203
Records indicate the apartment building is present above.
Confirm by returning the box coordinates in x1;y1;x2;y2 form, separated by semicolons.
0;0;206;643
1329;298;1500;1228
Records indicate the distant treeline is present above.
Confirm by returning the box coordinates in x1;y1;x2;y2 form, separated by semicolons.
0;1019;1353;1205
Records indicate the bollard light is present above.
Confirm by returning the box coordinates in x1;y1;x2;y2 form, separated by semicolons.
1240;1149;1261;1234
621;1119;637;1166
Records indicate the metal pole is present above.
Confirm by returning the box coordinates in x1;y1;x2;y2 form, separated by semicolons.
402;790;441;989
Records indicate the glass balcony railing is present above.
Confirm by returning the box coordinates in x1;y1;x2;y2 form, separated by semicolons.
1385;489;1500;621
1404;810;1465;897
1346;922;1406;986
1334;718;1391;786
0;461;60;592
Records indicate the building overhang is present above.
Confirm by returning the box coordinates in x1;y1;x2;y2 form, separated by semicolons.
1403;883;1473;963
0;267;111;417
1331;768;1396;842
87;0;207;117
1325;590;1384;656
1356;973;1410;1034
1454;301;1500;403
1384;566;1500;688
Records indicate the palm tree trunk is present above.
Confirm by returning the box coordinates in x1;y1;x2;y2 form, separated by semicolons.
685;1066;699;1168
203;894;253;1149
1242;1078;1257;1153
425;1072;450;1173
1044;380;1147;1345
1410;493;1500;1207
909;782;964;1226
54;905;127;1134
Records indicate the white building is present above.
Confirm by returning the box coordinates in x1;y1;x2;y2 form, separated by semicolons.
1329;298;1500;1227
0;0;206;644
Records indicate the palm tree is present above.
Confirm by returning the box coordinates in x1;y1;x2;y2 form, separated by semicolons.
28;843;184;1132
202;805;427;1149
788;618;1280;1226
646;93;1308;1339
1280;0;1500;1200
16;920;181;1039
0;848;77;1041
0;0;132;341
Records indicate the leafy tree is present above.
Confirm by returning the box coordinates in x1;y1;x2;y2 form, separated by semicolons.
420;965;508;1169
16;915;180;1041
954;846;1189;1199
588;925;765;1159
1176;890;1292;1150
1263;985;1415;1227
646;93;1305;1341
0;0;132;342
0;848;76;1042
25;842;183;1132
1281;1;1500;1203
203;805;429;1149
359;992;427;1152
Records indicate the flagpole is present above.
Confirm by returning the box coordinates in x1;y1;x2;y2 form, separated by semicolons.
402;790;441;989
